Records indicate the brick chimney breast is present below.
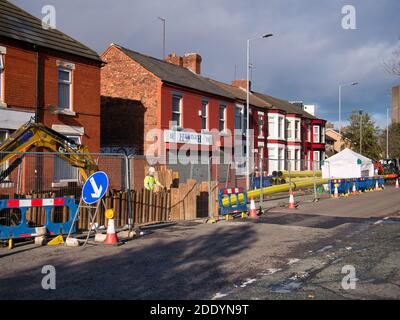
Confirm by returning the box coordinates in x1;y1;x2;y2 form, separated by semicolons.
165;52;183;66
182;53;202;74
232;79;251;91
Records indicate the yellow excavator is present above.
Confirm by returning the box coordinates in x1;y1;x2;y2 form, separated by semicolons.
0;119;98;183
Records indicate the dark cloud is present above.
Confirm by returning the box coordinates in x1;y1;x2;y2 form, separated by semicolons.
11;0;400;127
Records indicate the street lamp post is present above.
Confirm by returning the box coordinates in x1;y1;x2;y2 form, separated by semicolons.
246;33;273;189
157;17;166;59
359;109;363;154
338;82;358;135
387;107;389;158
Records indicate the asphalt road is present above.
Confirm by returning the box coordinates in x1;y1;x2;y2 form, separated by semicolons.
0;187;399;300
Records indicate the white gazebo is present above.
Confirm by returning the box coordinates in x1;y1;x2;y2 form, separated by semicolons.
322;148;374;179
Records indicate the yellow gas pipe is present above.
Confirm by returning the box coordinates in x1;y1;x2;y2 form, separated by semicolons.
221;178;329;206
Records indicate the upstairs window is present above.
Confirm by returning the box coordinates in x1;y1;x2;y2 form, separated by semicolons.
286;119;292;139
295;120;300;140
58;68;72;110
172;94;182;128
219;104;226;132
235;106;242;131
258;113;264;137
278;117;284;139
313;125;320;143
268;116;275;138
201;100;208;130
321;126;326;143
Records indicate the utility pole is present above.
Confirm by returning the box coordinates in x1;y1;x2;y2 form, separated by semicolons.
157;17;166;59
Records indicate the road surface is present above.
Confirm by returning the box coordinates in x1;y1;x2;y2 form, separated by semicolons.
0;187;399;299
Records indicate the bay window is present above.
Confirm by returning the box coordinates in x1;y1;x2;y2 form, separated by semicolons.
313;125;320;143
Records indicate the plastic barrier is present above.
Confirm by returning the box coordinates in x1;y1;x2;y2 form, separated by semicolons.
0;197;78;240
218;188;248;216
329;177;385;195
251;175;273;189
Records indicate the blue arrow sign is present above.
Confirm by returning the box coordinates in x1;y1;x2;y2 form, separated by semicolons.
82;171;109;204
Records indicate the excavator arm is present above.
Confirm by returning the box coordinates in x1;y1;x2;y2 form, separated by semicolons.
0;119;98;182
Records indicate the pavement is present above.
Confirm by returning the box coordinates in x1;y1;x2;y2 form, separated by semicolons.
0;186;399;300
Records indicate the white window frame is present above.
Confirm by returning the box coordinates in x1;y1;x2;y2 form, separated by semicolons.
278;116;284;139
234;104;244;133
286;119;292;140
313;150;320;170
321;126;326;143
307;125;311;142
58;67;72;111
295;120;300;140
219;104;227;132
313;125;320;143
201;100;208;130
53;135;81;183
172;94;182;128
268;116;275;138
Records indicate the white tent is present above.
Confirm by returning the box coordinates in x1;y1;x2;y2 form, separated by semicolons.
322;148;374;179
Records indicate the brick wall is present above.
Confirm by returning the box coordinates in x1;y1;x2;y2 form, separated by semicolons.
101;45;160;154
0;37;101;152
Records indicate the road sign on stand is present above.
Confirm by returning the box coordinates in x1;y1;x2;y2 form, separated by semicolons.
82;171;109;204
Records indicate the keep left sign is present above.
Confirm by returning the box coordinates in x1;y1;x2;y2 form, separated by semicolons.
82;171;109;204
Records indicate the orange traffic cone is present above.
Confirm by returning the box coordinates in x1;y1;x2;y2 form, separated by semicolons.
396;179;400;189
103;209;120;245
352;183;357;196
288;191;296;209
333;184;339;199
249;197;258;218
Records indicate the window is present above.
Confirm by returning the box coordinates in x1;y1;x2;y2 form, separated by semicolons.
235;106;243;131
295;149;300;171
258;113;264;137
219;104;226;131
313;151;320;170
0;130;9;180
278;117;284;139
0;53;4;103
307;125;311;142
201;100;208;130
268;116;275;138
313;125;320;143
58;68;72;110
295;120;300;140
278;147;285;171
286;119;292;139
54;136;80;182
172;95;182;127
321;126;326;143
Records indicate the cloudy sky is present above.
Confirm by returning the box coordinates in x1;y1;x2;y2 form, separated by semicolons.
12;0;400;128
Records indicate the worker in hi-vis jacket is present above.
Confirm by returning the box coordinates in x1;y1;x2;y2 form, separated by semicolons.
144;167;164;191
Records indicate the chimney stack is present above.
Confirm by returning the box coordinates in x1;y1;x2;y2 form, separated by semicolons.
182;53;202;74
165;52;183;66
231;79;251;91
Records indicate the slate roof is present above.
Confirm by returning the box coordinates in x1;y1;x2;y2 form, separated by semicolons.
0;0;102;62
253;91;317;119
114;44;235;100
208;79;272;109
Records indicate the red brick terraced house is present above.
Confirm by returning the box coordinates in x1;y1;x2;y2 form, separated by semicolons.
208;79;273;174
100;44;237;182
0;0;103;193
253;92;326;172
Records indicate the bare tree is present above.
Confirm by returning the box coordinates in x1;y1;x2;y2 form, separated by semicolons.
384;47;400;76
